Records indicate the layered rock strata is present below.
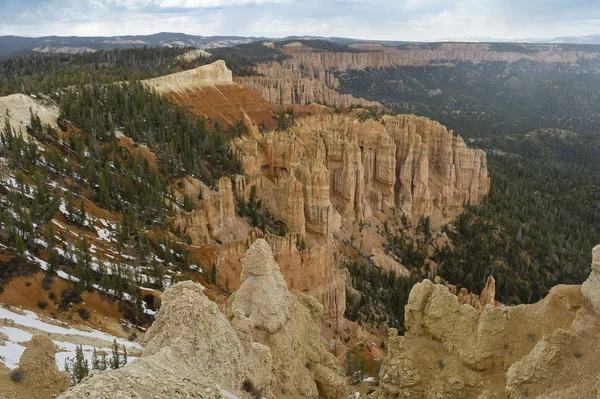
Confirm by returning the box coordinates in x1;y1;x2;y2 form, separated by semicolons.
373;245;600;399
58;239;349;399
216;232;348;325
232;112;489;241
240;43;600;107
144;60;277;129
237;76;380;108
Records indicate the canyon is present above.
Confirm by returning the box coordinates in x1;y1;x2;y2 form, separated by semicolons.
2;51;594;399
36;242;600;398
152;61;490;327
238;42;600;108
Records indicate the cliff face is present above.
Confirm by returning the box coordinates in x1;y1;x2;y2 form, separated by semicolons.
238;43;600;107
215;232;348;326
144;60;277;129
373;245;600;399
58;240;350;399
232;113;489;241
237;76;380;108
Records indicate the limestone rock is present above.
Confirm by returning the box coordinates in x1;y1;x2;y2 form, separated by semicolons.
372;246;600;399
228;239;291;333
143;281;249;386
232;113;489;241
238;76;380;108
144;61;277;129
59;240;350;399
581;244;600;314
0;334;70;399
228;239;350;398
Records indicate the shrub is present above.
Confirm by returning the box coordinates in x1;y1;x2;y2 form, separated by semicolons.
77;308;91;320
41;276;53;290
49;292;57;301
37;301;48;310
143;293;160;311
241;379;262;399
59;289;83;311
25;281;31;287
10;369;24;382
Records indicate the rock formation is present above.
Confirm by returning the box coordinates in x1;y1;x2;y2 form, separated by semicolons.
0;335;70;399
237;76;380;108
58;239;349;399
144;60;277;129
228;239;349;398
232;112;489;241
373;245;600;399
239;42;600;107
215;231;348;325
581;245;600;314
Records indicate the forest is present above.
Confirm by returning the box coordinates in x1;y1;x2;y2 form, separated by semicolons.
340;58;600;323
0;43;289;96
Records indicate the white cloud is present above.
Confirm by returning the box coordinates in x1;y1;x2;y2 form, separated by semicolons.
157;0;290;7
1;0;599;40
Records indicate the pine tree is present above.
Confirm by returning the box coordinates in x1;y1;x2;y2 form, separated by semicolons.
91;348;99;370
210;264;217;285
110;339;120;370
71;345;89;384
121;345;128;367
100;352;108;371
77;200;87;227
47;248;59;276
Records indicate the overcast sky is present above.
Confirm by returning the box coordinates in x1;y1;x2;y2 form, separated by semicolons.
1;0;599;40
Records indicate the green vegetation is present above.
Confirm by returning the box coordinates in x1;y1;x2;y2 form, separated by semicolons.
209;41;289;76
340;58;600;326
337;60;600;138
65;340;128;385
434;130;600;304
0;47;202;96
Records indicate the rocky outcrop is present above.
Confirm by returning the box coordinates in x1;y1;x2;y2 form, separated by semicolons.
581;245;600;314
0;335;70;399
144;61;277;129
58;240;349;399
240;43;600;107
233;113;489;241
216;231;348;326
228;239;349;397
237;76;380;108
174;176;241;245
373;246;600;399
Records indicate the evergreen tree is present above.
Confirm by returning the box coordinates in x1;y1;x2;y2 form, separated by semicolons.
110;339;120;370
210;264;217;285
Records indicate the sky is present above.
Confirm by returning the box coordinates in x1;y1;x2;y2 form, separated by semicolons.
1;0;599;41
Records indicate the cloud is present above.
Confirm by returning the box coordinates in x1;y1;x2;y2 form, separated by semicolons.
0;0;598;40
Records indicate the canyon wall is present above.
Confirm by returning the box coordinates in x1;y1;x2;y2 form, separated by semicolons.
373;245;600;399
238;42;600;107
237;76;380;108
232;112;489;242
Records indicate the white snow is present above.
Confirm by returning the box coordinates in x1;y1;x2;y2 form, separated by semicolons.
0;307;141;351
95;226;111;242
0;327;33;368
